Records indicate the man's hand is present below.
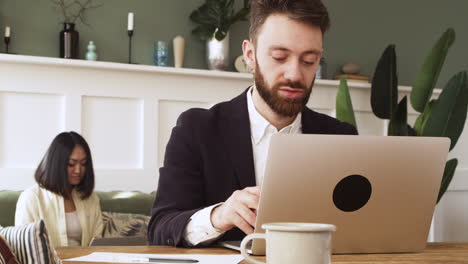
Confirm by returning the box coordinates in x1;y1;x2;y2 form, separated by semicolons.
210;186;261;234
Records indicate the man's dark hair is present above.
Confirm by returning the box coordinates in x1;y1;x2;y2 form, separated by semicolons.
35;131;95;200
249;0;330;42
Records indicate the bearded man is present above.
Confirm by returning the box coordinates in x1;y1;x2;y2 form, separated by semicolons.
148;0;358;247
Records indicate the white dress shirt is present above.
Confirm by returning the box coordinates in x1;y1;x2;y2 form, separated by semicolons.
183;86;302;245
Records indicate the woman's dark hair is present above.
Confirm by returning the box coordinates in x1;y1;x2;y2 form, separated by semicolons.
249;0;330;43
35;131;95;200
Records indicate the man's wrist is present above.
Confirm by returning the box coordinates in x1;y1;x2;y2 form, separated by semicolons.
210;203;224;232
184;203;226;246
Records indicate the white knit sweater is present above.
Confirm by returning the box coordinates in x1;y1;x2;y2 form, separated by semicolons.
14;184;103;248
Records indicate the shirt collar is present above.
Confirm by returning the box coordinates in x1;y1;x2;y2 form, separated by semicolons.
247;85;302;145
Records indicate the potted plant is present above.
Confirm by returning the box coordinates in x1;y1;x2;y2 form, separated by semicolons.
189;0;250;70
336;28;468;203
50;0;102;59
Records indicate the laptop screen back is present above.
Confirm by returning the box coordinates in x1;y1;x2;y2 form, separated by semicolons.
251;135;449;255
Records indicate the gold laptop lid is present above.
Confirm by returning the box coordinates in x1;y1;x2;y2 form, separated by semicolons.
252;135;450;255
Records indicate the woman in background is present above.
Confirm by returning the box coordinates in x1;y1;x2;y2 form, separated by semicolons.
15;131;102;248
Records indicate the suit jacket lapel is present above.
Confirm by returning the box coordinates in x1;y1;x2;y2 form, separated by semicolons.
301;107;320;134
220;89;256;188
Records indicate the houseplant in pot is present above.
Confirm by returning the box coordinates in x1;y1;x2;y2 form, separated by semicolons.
51;0;102;59
189;0;250;70
336;28;468;203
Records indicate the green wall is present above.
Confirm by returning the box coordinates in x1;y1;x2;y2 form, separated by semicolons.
324;0;468;88
0;0;466;87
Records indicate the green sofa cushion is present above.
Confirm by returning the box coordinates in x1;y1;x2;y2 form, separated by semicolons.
0;191;22;227
97;191;155;216
0;190;155;227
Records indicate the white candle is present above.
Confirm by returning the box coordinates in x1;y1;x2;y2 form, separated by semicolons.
127;12;134;31
5;26;10;37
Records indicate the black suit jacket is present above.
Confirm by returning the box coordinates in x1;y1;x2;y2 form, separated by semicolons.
148;89;358;247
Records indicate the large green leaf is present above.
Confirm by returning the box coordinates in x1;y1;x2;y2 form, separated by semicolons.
190;0;251;41
336;77;358;129
190;3;220;26
228;8;250;28
221;0;234;25
437;158;458;203
407;125;417;136
411;28;455;113
192;25;217;40
214;28;228;41
371;45;398;119
413;100;436;136
423;71;468;150
225;0;235;10
388;96;408;136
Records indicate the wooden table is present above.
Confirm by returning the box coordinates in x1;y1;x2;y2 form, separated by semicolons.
57;242;468;264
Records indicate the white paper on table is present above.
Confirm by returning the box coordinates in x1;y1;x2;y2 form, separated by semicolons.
63;252;244;264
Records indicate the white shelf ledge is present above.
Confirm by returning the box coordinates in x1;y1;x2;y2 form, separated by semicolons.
0;53;253;81
0;53;439;94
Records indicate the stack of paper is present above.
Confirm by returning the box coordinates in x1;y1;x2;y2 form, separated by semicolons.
63;252;244;264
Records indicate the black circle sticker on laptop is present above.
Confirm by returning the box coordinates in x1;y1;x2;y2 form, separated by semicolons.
333;174;372;212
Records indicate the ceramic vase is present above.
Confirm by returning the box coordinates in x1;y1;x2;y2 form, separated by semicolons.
206;32;229;71
60;23;79;59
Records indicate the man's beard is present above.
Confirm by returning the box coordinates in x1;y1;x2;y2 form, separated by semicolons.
254;60;314;117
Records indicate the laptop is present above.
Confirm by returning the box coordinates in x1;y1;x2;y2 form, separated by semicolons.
219;134;450;255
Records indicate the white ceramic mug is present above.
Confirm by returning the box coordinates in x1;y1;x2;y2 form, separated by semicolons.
240;223;336;264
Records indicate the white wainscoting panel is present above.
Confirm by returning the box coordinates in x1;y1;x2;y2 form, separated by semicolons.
448;121;468;169
0;92;65;168
433;191;468;241
82;96;144;169
354;111;385;136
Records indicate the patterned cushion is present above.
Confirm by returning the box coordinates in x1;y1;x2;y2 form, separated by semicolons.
101;212;150;238
0;221;61;264
0;235;20;264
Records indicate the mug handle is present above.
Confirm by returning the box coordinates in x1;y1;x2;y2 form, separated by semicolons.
240;233;266;264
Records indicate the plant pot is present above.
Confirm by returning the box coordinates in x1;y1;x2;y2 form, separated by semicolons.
206;32;229;71
60;23;79;59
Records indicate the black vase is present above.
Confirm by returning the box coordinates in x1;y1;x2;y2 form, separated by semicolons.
60;23;79;59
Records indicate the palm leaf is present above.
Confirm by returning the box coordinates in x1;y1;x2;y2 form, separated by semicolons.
413;100;436;136
336;77;357;129
422;71;468;150
411;28;455;112
388;96;408;136
437;159;458;203
371;45;398;119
